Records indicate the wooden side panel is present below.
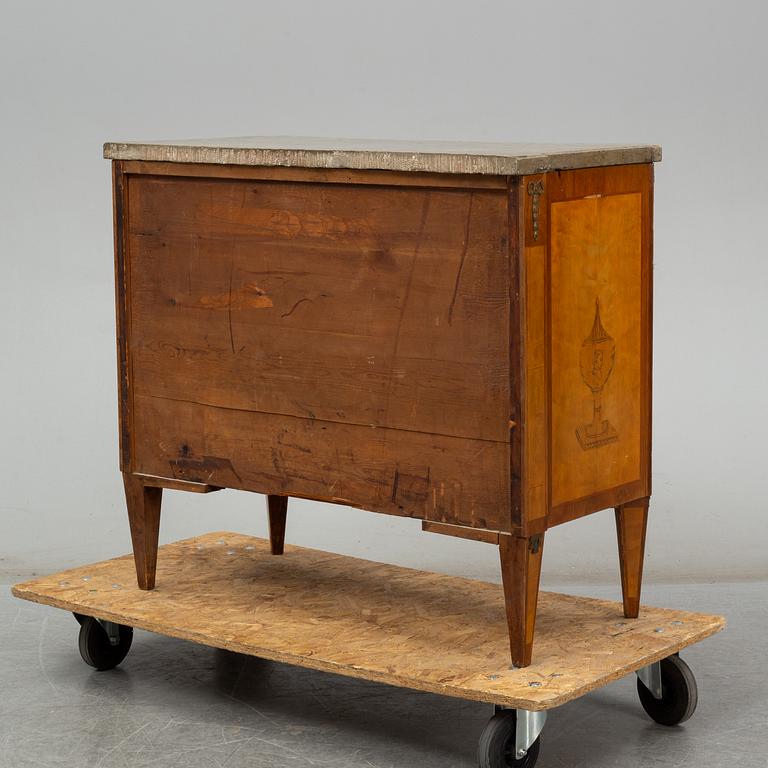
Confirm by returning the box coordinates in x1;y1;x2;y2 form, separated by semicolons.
550;193;642;504
517;175;549;534
132;394;511;531
112;161;132;471
546;165;652;523
126;176;510;443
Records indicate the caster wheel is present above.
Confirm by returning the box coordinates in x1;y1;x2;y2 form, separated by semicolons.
637;654;698;726
478;710;541;768
73;612;87;626
78;616;133;671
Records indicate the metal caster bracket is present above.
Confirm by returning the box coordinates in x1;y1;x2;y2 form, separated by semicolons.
495;705;547;758
98;620;121;647
636;661;663;700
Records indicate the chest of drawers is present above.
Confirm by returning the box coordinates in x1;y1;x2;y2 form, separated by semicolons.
105;137;659;666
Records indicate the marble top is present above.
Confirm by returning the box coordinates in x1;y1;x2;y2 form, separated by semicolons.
103;136;661;176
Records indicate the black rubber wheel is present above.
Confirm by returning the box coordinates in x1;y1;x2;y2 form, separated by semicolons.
78;616;133;671
478;710;541;768
73;613;87;626
637;654;698;726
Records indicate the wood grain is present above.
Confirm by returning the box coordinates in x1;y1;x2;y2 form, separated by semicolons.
132;393;511;531
126;175;510;443
12;532;723;711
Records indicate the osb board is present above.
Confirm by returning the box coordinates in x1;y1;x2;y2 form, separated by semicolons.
12;533;723;711
103;136;662;175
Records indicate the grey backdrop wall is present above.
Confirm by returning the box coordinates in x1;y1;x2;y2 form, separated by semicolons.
1;0;766;585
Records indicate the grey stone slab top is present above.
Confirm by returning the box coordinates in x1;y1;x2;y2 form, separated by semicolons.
103;136;661;176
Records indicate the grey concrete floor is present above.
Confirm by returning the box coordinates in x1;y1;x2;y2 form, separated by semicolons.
1;581;765;768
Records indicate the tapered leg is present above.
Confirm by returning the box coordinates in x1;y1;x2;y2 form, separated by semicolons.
267;494;288;555
615;497;649;618
499;533;545;667
122;473;162;590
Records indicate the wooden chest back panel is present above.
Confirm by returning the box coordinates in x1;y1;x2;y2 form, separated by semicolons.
127;176;510;442
122;171;512;531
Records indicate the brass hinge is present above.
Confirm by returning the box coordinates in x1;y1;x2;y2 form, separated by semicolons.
527;180;544;241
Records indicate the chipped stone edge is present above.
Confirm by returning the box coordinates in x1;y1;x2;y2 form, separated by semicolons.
103;142;662;176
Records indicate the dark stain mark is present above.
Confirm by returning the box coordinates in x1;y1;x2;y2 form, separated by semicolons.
390;466;430;513
391;468;400;504
281;297;314;318
271;447;282;477
169;455;242;485
287;444;311;454
369;248;397;272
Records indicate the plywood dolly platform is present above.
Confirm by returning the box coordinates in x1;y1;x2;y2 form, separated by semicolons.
12;532;724;768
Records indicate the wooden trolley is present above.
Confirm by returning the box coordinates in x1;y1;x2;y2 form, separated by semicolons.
13;532;724;768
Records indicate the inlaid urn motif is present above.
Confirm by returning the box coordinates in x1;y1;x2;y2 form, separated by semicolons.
576;298;619;450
